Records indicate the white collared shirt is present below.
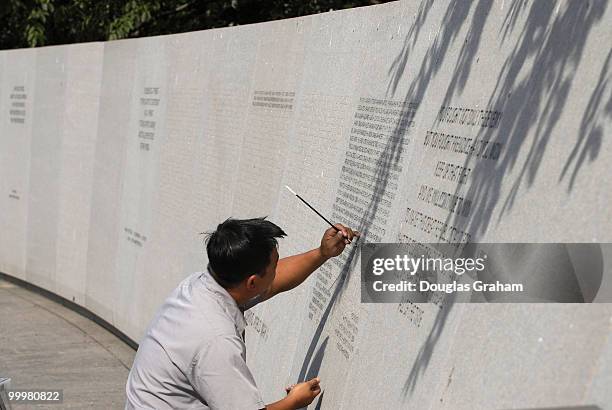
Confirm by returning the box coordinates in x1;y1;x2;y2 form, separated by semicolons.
125;271;265;410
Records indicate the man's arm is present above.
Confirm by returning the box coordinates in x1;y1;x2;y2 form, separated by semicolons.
267;224;359;299
264;378;322;410
269;247;327;296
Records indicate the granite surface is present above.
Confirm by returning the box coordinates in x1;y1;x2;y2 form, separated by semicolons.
0;1;611;408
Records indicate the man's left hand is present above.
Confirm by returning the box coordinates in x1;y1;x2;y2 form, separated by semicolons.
319;223;360;259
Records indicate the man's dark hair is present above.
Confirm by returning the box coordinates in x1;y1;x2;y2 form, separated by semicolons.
204;217;286;287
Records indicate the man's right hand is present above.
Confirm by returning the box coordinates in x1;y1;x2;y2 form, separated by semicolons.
286;377;321;408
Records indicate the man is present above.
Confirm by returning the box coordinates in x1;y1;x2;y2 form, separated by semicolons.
126;217;359;409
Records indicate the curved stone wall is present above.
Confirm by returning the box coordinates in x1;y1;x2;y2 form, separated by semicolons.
1;1;612;408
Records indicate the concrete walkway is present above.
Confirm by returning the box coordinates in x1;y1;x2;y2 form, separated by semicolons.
0;278;135;409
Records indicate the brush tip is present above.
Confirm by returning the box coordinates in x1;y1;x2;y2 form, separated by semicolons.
284;185;297;196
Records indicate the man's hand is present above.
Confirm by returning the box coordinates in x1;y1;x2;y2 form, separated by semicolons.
266;378;322;410
319;224;360;259
285;377;321;408
266;224;359;300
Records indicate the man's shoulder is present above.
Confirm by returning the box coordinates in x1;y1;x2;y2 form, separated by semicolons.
147;272;239;345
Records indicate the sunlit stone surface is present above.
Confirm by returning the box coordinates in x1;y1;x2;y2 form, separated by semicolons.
1;1;611;408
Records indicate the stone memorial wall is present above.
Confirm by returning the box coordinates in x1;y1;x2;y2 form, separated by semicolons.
1;1;611;408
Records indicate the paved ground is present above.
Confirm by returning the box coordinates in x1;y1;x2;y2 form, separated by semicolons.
0;278;136;409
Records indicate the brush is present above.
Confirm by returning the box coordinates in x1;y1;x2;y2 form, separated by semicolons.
284;185;341;234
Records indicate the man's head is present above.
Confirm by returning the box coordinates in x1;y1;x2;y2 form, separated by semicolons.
204;217;286;300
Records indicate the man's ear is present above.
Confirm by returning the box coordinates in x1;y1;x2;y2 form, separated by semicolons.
245;274;258;290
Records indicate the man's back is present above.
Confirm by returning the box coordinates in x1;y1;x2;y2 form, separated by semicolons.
125;271;264;410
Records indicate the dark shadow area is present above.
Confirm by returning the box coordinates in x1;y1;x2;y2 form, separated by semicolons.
297;3;423;389
301;0;489;401
387;0;488;399
440;0;494;103
313;391;325;410
297;248;357;382
450;0;608;238
297;98;414;383
560;48;612;191
305;337;328;381
393;0;476;106
297;0;609;404
382;0;610;401
401;291;456;396
387;0;435;98
500;0;527;44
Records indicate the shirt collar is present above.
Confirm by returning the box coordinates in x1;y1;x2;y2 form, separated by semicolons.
200;269;246;335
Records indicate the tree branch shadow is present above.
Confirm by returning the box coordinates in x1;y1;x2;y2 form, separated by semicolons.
297;0;609;405
384;0;609;401
559;48;612;191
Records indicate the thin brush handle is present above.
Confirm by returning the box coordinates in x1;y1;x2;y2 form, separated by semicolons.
295;194;340;232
